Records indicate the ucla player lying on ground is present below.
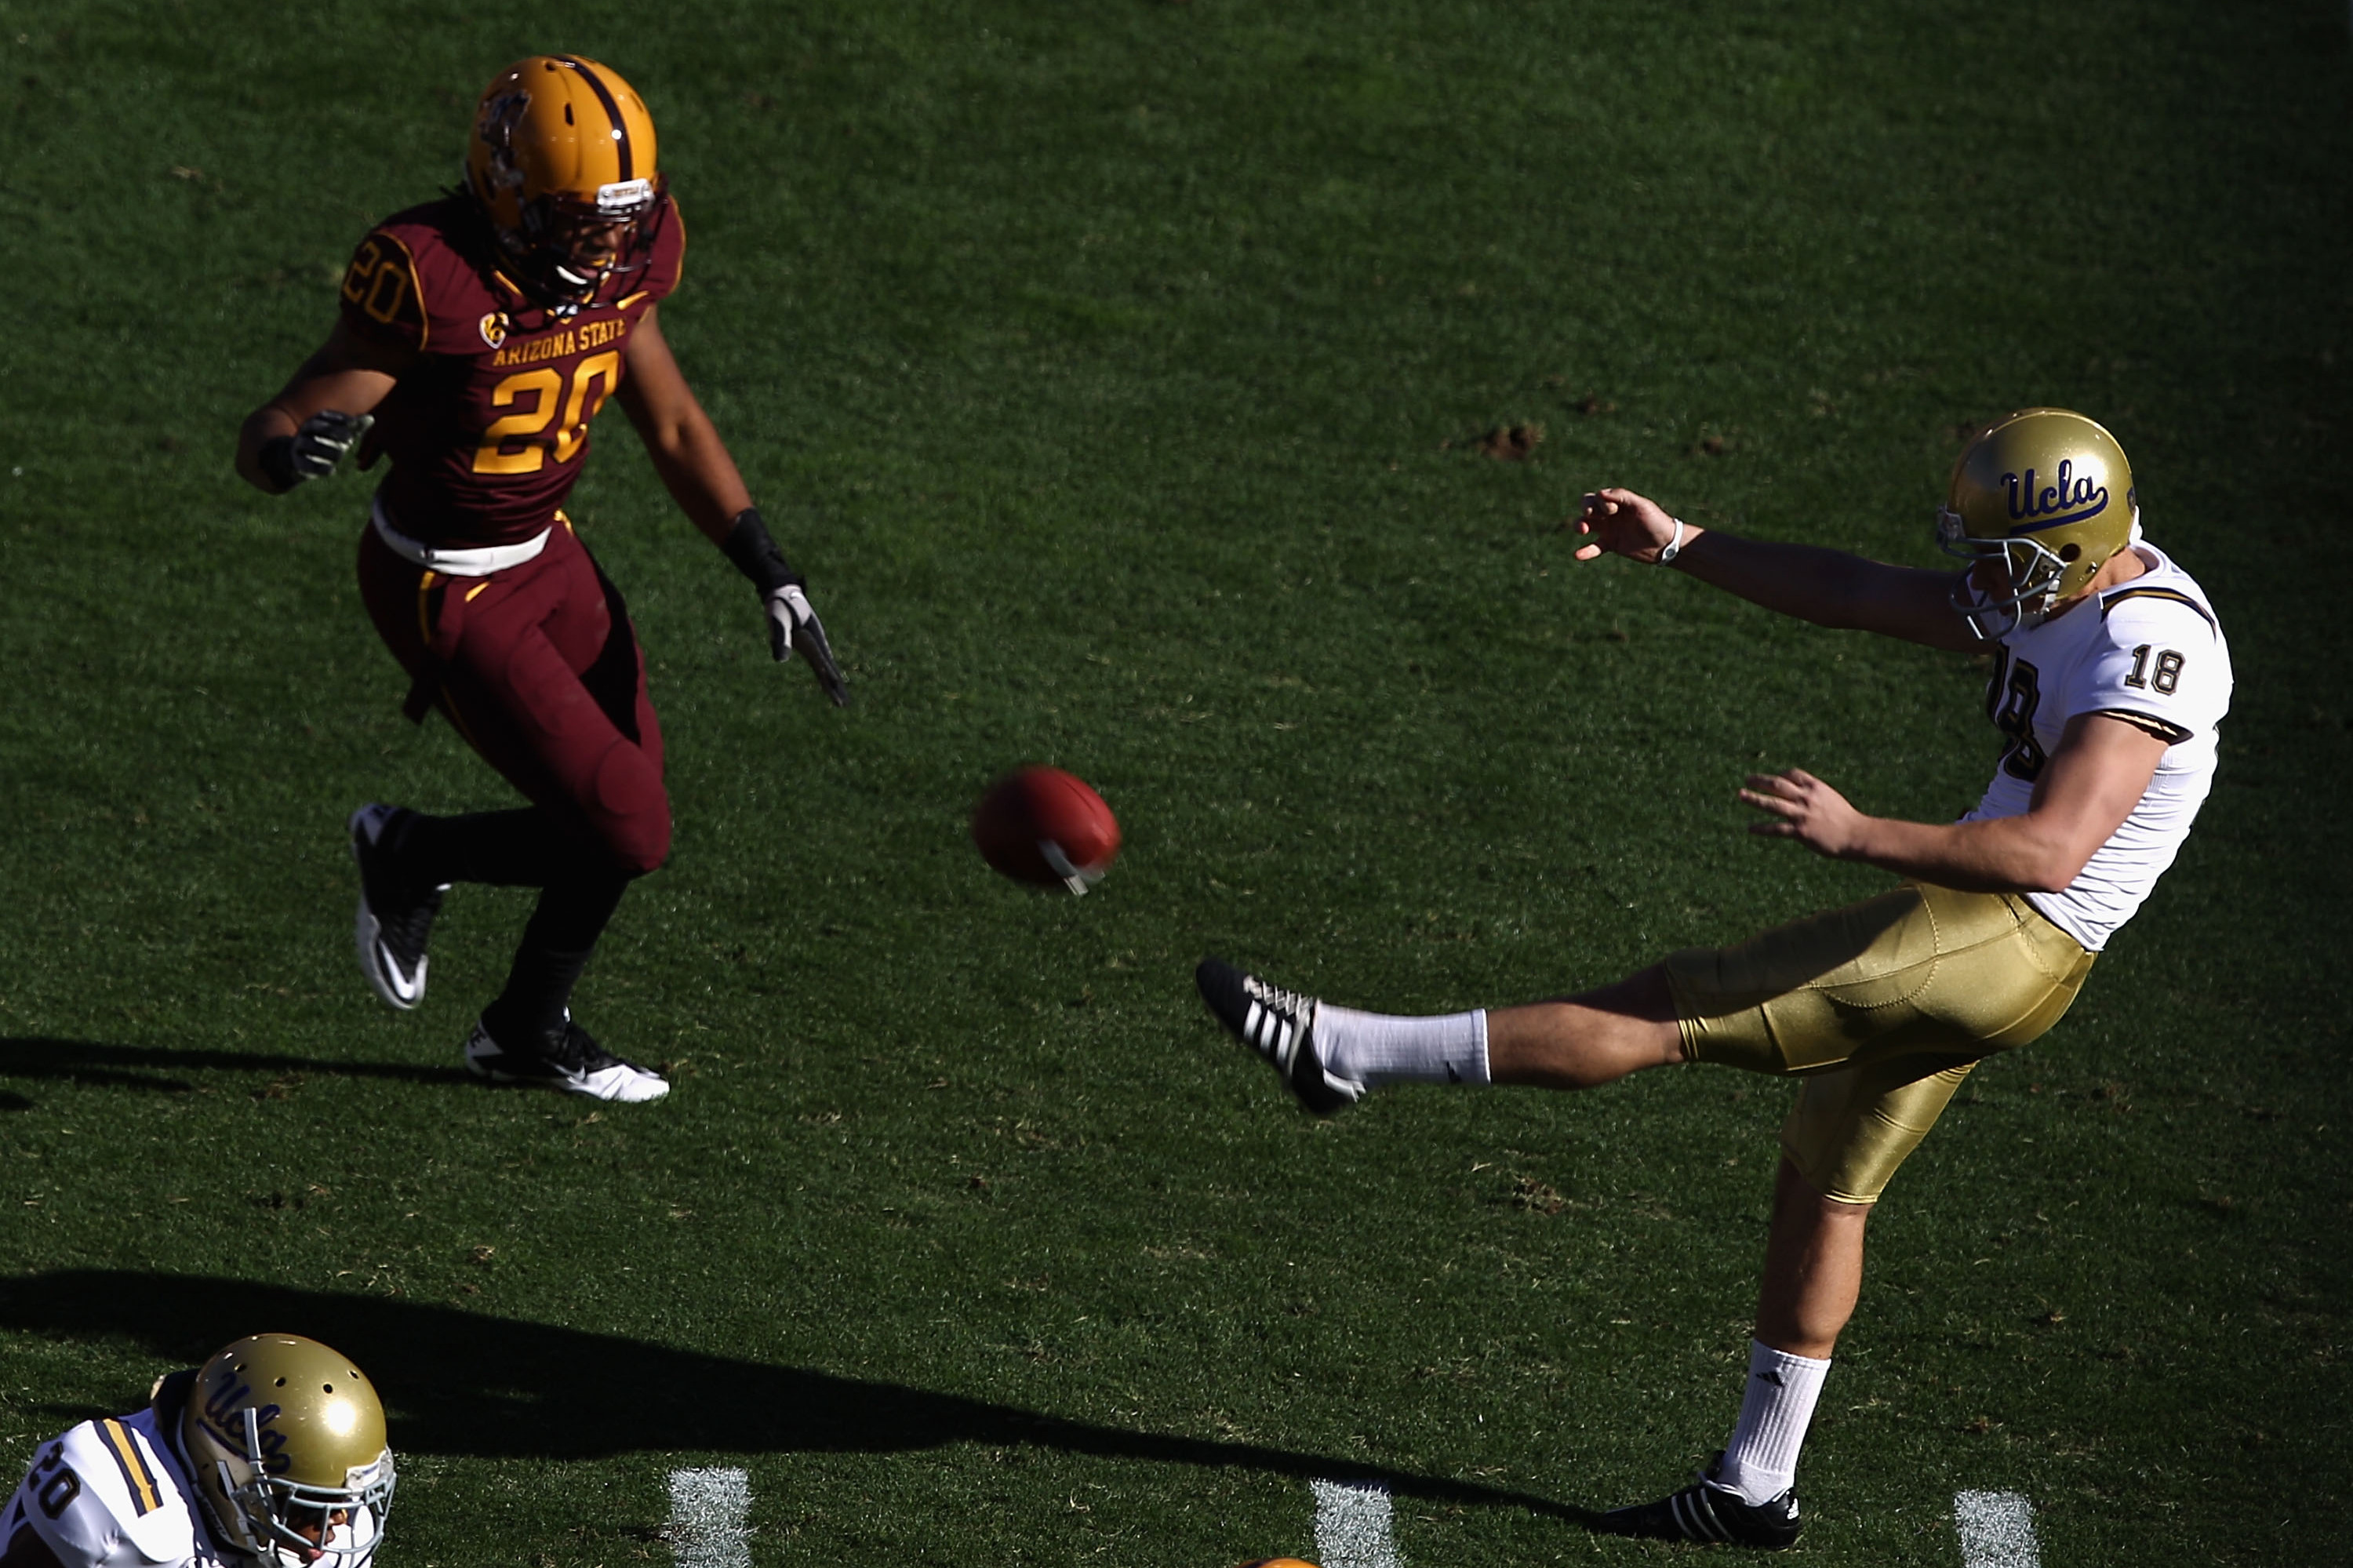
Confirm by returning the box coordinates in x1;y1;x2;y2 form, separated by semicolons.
1;1335;394;1568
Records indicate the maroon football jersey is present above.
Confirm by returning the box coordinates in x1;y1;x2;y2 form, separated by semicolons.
340;195;686;548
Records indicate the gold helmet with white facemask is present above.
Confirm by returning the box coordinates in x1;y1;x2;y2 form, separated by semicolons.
1937;408;2139;638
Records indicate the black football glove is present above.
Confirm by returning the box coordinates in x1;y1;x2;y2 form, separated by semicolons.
260;409;374;492
722;508;849;707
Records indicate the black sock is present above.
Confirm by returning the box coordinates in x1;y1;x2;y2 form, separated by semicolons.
480;867;633;1046
395;809;566;889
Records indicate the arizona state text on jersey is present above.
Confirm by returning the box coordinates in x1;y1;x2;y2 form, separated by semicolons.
339;195;686;547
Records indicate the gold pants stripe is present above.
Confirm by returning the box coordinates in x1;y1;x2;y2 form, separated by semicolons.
1662;882;2096;1203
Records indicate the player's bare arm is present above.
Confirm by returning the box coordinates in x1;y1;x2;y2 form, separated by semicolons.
1574;486;1978;651
233;317;414;494
619;305;849;704
1740;712;2169;893
614;306;755;544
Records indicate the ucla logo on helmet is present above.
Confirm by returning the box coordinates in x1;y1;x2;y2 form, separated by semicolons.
198;1374;293;1472
2000;459;2109;534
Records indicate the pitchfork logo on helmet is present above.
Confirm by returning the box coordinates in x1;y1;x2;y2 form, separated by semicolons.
181;1334;396;1567
475;89;531;197
462;54;671;318
1937;407;2140;640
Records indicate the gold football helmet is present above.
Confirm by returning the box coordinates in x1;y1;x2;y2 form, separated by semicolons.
1937;408;2139;638
180;1334;396;1567
464;54;669;315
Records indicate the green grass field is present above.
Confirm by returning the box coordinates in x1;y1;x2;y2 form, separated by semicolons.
2;2;2348;1563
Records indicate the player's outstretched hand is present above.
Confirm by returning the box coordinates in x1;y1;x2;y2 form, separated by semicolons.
1740;767;1867;859
1571;486;1686;564
762;583;851;707
723;508;850;708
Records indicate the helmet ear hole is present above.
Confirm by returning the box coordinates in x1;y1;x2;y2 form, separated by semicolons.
2059;544;2082;562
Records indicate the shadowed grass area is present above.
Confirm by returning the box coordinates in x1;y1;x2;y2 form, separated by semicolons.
1;2;2346;1564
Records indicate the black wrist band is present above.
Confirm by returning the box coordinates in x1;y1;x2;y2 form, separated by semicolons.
722;508;802;595
257;435;305;493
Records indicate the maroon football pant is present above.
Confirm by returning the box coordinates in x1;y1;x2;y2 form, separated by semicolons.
357;517;671;877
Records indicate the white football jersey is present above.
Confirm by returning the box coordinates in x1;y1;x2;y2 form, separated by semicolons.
2;1406;227;1568
1962;543;2231;951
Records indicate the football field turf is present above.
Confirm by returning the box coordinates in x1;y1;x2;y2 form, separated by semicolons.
2;2;2348;1563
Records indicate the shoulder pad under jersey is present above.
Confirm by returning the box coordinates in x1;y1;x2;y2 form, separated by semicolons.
2097;580;2221;640
340;198;507;357
2080;571;2231;743
637;198;686;306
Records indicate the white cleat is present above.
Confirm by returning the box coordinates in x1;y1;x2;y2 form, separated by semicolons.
462;1015;670;1104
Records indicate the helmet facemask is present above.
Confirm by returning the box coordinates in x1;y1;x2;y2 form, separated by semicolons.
201;1406;395;1566
504;176;668;316
1936;500;2140;641
1937;508;2073;639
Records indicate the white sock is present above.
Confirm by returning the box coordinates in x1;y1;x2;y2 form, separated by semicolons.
1314;1004;1489;1086
1715;1341;1830;1504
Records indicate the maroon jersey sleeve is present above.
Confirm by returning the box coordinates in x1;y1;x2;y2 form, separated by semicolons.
344;202;515;358
338;230;431;351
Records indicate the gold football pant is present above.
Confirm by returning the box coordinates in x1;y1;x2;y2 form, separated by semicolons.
1661;882;2096;1204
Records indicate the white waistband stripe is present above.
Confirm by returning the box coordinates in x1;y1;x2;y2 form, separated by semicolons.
371;499;550;577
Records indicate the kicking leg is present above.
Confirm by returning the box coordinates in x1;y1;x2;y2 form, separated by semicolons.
1486;967;1684;1088
1195;958;1681;1113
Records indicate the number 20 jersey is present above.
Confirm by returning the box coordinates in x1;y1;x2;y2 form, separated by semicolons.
1964;541;2232;952
3;1404;224;1568
338;195;686;548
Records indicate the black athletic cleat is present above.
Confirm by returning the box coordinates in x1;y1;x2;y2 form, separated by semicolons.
1598;1455;1802;1550
1194;958;1363;1115
350;803;446;1011
463;1014;670;1104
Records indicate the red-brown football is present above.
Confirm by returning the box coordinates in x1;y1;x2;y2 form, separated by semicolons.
971;766;1120;894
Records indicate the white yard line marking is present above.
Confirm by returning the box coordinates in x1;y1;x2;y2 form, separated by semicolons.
1955;1490;2041;1568
667;1467;752;1568
1311;1479;1404;1568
